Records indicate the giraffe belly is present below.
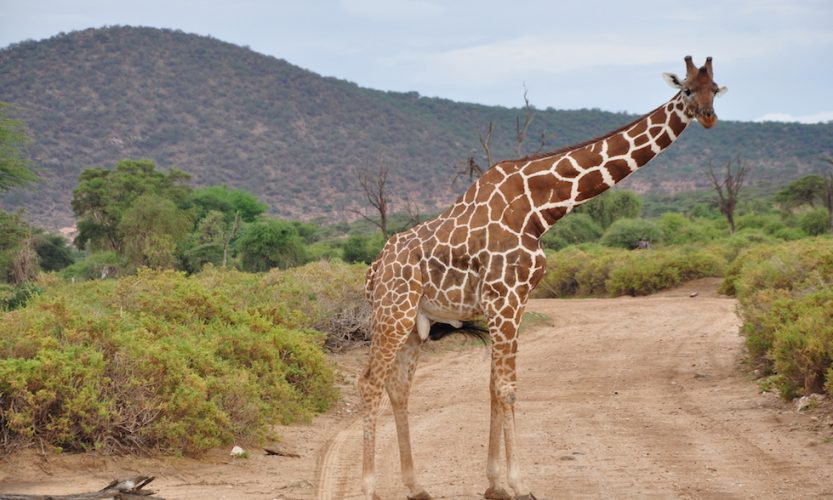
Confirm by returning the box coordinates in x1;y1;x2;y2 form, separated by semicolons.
418;298;480;323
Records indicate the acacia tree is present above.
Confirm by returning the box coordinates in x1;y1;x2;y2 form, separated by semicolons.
707;157;748;234
776;157;833;234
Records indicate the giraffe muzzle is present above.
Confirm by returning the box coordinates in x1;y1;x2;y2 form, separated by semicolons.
698;109;717;128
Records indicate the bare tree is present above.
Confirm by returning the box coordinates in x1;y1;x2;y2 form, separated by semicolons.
351;164;391;238
453;86;552;186
707;156;748;234
452;121;493;185
402;194;422;230
515;85;534;157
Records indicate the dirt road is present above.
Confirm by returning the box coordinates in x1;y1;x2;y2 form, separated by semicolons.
2;280;832;499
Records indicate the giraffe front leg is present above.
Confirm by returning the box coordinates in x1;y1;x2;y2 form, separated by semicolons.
387;330;432;500
485;370;511;500
483;296;536;500
492;343;535;499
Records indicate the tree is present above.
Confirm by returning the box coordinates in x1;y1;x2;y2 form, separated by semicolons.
576;189;643;229
236;218;307;271
72;159;191;252
775;175;826;210
352;165;391;239
188;186;265;268
0;210;32;283
707;157;748;234
189;185;266;224
0;102;37;193
776;158;833;234
34;234;74;272
118;193;193;269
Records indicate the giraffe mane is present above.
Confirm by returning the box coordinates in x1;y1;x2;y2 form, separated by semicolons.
511;97;676;164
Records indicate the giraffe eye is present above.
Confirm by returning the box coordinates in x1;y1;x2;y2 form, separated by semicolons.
683;88;692;96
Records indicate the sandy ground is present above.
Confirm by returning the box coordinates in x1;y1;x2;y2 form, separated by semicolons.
2;279;832;499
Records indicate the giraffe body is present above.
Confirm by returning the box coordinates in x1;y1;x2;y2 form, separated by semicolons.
358;56;727;499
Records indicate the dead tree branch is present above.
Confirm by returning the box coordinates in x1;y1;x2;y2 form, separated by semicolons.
0;476;160;499
707;156;748;234
515;84;534;157
350;164;390;238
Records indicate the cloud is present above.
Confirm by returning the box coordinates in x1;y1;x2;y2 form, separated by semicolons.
388;28;833;88
339;0;442;20
755;111;833;124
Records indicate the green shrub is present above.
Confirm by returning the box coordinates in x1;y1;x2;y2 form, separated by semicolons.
61;251;126;281
725;237;833;399
606;248;725;296
742;288;833;399
659;213;721;245
534;245;726;298
797;209;830;236
0;269;338;455
541;213;603;250
601;218;664;249
736;214;787;236
0;282;43;311
534;248;593;297
343;233;384;264
258;260;371;350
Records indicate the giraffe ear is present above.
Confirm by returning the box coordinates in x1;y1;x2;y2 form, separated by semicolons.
715;85;728;97
662;72;684;89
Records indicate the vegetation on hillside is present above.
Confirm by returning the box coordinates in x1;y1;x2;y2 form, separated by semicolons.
1;26;832;230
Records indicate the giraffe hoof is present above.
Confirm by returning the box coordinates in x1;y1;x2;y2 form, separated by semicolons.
515;494;538;500
484;486;512;500
407;489;432;500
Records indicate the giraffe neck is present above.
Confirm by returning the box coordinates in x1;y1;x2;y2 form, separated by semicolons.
512;92;692;238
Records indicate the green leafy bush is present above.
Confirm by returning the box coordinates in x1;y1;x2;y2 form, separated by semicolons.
541;213;603;250
61;251;126;281
607;248;725;296
600;218;664;249
534;245;726;298
797;208;830;236
659;213;722;245
0;268;338;455
724;237;833;399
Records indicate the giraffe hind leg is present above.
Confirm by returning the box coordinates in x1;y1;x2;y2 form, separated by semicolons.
387;329;432;499
359;295;421;499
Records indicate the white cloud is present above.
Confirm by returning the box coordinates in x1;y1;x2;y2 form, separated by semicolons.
755;111;833;124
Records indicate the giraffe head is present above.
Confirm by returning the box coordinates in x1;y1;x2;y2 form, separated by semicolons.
663;55;728;129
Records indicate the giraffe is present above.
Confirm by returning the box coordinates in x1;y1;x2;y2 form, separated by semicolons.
358;56;727;500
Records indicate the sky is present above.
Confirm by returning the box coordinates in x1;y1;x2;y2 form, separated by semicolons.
1;0;832;123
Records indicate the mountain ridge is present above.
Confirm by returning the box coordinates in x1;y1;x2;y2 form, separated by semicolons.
1;26;830;231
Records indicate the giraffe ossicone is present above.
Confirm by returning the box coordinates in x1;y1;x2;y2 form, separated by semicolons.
358;56;726;500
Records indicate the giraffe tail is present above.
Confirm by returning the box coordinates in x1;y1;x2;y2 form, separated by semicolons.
428;321;490;345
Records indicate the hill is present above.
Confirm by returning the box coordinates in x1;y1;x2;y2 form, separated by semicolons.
1;26;831;231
